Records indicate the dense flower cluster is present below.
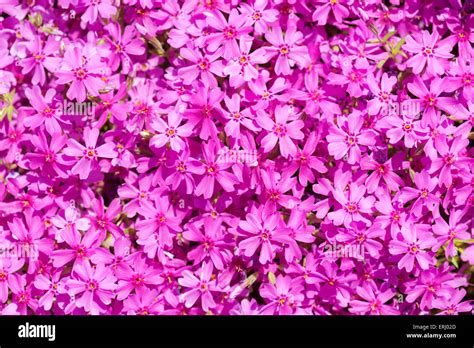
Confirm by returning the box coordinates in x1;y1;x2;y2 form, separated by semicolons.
0;0;473;315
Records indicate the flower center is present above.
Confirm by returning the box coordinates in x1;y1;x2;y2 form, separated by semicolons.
402;122;413;132
74;68;88;80
345;202;358;213
224;26;236;39
423;47;434;56
166;128;176;137
273;123;287;136
88;281;98;290
408;243;419;254
198;59;209;70
444;153;456;164
84;147;97;159
252;11;261;20
346;135;356;145
280;45;289;55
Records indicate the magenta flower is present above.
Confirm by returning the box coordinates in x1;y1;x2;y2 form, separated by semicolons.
178;47;223;88
328;183;375;228
183;218;232;270
361;155;404;193
260;275;304;315
89;197;123;239
366;73;397;116
51;228;101;268
81;0;117;25
407;77;457;127
135;195;183;249
0;257;24;303
66;261;117;315
223;93;259;139
116;256;163;300
24;131;69;178
238;208;290;264
389;224;436;272
258;105;304;158
63;127;117;179
105;23;145;74
56;47;106;102
404;30;453;75
19;36;61;85
178;261;220;312
432;209;470;258
286;132;327;186
239;0;278;35
150;111;193;152
312;0;350;25
433;289;472;315
189;140;240;199
261;26;309;76
380;113;425;148
399;170;439;217
349;285;398;315
328;58;370;98
428;136;471;187
326;112;376;164
34;270;67;311
205;9;252;60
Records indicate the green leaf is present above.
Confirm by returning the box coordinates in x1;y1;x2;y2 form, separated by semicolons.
267;272;276;285
377;58;388;69
381;31;396;43
451;257;459;269
392;37;406;56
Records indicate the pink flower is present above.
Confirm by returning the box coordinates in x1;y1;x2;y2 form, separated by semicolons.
116;256;163;300
51;228;101;268
349;285;398;315
205;9;252;60
239;0;278;35
312;0;350;25
433;289;472;315
34;270;67;311
405;30;453;76
389;224;436;272
399;170;440;217
19;36;61;85
286;132;327;186
432;209;470;258
238;208;290;264
366;73;397;116
258;105;304;158
63;127;117;180
326;112;376;164
66;261;117;315
361;155;404;193
178;261;220;312
260;275;304;315
429;135;471;187
407;77;457;127
81;0;117;25
178;46;223;88
328;183;375;228
261;26;309;76
150;111;193;152
183;218;232;270
188;140;240;199
56;47;106;102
